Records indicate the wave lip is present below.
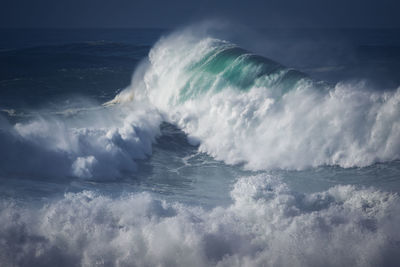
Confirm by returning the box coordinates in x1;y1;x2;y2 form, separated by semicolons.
142;35;308;107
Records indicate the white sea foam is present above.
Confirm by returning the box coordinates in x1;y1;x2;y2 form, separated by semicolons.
0;175;399;267
0;102;162;179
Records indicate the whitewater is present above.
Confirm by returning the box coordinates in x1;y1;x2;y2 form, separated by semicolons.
0;26;400;266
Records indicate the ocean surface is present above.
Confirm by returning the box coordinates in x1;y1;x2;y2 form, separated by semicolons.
1;25;400;266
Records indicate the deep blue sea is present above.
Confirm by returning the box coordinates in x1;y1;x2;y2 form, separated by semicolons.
1;26;400;266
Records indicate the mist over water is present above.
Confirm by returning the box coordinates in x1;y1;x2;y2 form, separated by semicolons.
0;25;400;266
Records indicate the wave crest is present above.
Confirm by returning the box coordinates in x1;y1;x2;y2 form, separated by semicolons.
117;28;400;170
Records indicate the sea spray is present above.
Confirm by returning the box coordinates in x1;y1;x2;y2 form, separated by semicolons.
115;28;400;170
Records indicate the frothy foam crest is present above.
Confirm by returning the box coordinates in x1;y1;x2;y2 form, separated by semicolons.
1;175;399;266
117;28;400;170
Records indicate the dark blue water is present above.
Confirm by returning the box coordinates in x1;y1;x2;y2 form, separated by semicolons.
0;29;166;110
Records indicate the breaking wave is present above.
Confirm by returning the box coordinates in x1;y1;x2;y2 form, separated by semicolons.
115;28;400;170
1;26;400;179
0;103;161;179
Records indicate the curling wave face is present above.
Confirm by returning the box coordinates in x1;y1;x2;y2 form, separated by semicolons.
116;29;400;170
